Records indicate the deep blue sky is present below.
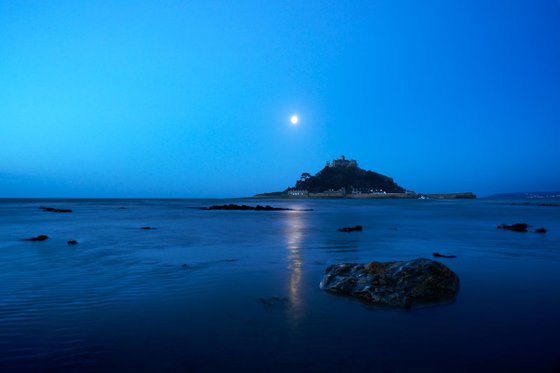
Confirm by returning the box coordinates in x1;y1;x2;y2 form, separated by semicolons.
1;0;559;198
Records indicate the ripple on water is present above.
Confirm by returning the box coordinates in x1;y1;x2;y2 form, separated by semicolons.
1;199;560;371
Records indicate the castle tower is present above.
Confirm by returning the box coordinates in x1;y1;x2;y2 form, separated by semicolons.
332;155;358;168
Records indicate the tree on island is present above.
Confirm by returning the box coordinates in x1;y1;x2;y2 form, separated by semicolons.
300;172;311;181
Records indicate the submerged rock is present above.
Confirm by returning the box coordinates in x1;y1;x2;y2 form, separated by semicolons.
199;204;293;211
258;296;290;309
320;258;459;308
497;223;528;232
22;235;49;241
140;226;157;230
338;225;363;232
39;206;72;213
535;227;547;234
67;240;78;245
433;252;457;259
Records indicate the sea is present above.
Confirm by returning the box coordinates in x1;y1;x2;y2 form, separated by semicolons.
0;198;559;372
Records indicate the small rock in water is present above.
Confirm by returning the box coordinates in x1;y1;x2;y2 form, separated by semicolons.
181;263;188;268
497;223;528;232
39;206;72;213
433;252;457;259
535;227;547;234
258;296;289;309
67;240;78;245
320;258;459;308
200;204;293;211
22;235;49;241
337;225;363;232
140;226;157;230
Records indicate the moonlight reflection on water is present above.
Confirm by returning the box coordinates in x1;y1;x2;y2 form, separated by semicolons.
286;211;304;322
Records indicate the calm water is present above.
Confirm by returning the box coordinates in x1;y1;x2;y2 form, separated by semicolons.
1;198;559;372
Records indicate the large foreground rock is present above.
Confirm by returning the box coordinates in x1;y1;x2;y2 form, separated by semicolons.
320;258;459;308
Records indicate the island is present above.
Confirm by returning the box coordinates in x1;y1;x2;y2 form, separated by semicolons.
255;155;476;199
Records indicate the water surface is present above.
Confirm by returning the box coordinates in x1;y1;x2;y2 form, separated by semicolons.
1;198;559;372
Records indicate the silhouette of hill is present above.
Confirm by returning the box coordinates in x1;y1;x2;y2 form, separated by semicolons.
291;163;405;194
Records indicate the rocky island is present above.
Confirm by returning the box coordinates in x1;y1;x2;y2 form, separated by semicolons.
256;155;476;199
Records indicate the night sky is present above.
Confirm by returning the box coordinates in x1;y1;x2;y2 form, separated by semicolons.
1;0;559;198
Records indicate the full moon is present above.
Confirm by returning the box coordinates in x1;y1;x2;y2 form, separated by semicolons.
290;115;299;125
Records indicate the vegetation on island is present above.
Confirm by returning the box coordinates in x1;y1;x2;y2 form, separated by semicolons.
291;165;405;194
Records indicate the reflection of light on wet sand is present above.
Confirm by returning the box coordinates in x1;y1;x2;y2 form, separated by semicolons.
286;211;304;321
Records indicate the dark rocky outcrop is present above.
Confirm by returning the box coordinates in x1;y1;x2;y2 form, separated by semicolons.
320;258;459;308
67;240;78;245
424;192;476;199
338;225;363;232
497;223;528;232
22;235;49;241
198;204;293;211
535;227;547;233
40;206;72;213
433;252;457;259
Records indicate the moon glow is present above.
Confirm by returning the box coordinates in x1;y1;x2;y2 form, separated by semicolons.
290;115;299;125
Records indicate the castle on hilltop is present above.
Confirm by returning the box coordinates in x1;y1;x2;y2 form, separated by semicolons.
285;154;411;198
326;155;357;168
255;154;475;199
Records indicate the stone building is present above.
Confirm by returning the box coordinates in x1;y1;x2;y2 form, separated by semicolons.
330;155;358;168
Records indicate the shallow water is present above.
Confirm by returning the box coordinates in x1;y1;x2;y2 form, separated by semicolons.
1;198;559;372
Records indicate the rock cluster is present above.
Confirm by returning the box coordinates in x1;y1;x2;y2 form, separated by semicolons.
320;258;459;308
200;204;292;211
40;206;72;213
497;223;548;233
433;252;456;259
338;225;363;232
22;235;49;241
497;223;528;232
